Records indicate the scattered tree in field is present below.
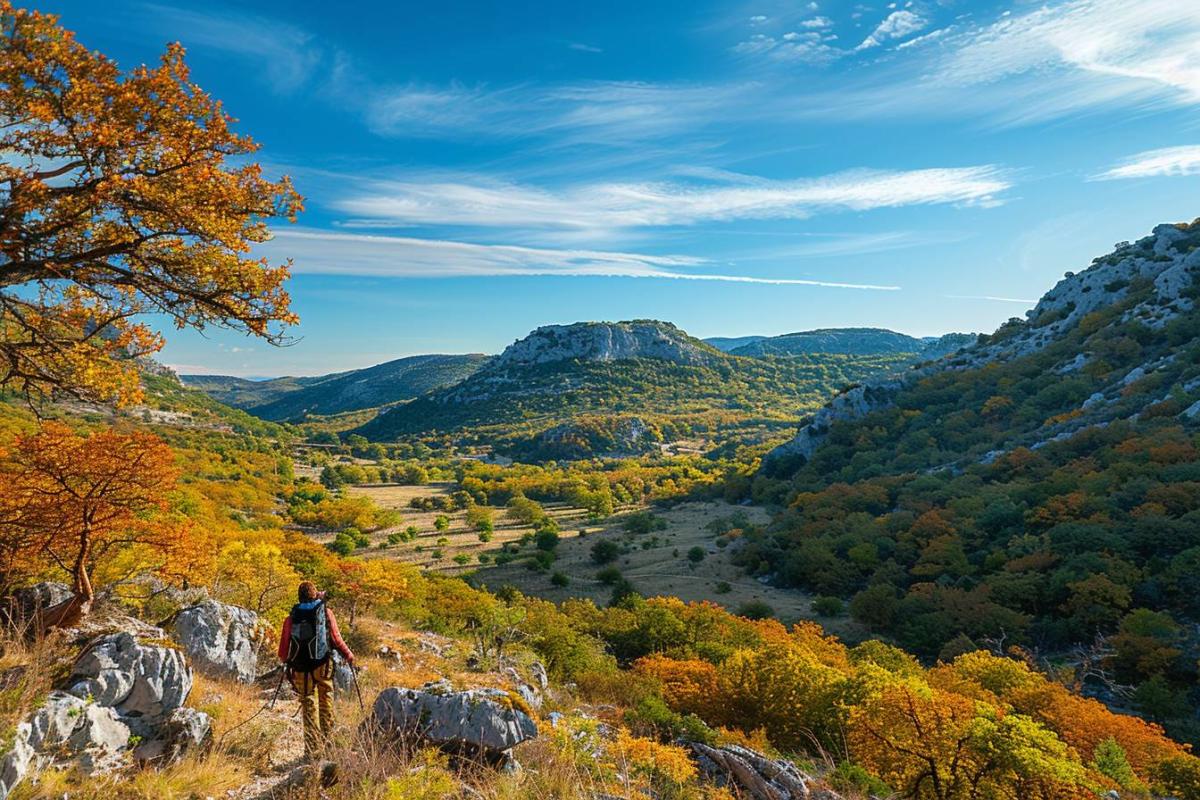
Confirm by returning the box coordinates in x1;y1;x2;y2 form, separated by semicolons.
812;596;844;617
592;539;620;564
0;422;181;626
506;495;546;525
736;600;775;620
686;546;705;564
466;504;494;534
434;514;451;532
535;529;560;551
0;3;302;404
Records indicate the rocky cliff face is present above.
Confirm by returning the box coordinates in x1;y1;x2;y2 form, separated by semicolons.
493;320;721;368
764;220;1200;471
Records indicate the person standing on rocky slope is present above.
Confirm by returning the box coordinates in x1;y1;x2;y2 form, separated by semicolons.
278;581;356;759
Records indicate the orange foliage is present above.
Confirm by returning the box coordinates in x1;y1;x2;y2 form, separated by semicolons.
0;422;183;618
633;654;719;718
0;3;301;404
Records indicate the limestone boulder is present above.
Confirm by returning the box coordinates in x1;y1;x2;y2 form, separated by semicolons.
689;742;840;800
0;692;130;799
369;681;538;761
67;631;191;737
172;599;262;683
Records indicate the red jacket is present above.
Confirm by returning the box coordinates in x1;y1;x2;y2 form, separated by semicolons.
278;603;354;664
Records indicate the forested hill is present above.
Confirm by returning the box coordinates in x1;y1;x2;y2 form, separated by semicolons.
741;220;1200;743
354;319;923;455
182;353;488;421
726;327;974;358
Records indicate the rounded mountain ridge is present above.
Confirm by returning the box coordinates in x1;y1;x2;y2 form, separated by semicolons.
492;320;722;368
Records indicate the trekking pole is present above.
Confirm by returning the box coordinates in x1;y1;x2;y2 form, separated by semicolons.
217;666;287;747
350;663;366;714
269;665;286;709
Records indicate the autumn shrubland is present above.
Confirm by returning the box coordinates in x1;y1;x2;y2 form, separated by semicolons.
3;3;1200;799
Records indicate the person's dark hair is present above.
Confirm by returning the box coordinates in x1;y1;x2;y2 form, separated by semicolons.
298;580;318;603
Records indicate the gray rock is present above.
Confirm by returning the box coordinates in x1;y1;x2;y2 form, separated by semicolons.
763;380;905;467
979;449;1006;466
132;707;211;764
172;599;262;684
0;692;130;799
5;583;74;628
1121;366;1147;387
11;582;74;615
689;742;833;800
370;682;538;760
68;632;191;737
529;661;548;690
514;684;541;710
1184;399;1200;420
492;321;719;369
331;651;363;693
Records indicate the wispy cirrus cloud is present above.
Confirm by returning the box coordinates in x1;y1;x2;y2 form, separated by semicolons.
262;229;900;290
362;80;743;143
139;3;323;93
858;10;928;50
1094;145;1200;180
787;0;1200;127
331;166;1011;233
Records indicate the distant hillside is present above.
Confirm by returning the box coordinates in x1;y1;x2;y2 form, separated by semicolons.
727;327;975;359
736;220;1200;736
704;335;767;352
494;320;724;367
183;354;489;421
179;373;314;409
355;320;923;455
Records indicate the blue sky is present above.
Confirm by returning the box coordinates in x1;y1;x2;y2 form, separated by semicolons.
36;0;1200;376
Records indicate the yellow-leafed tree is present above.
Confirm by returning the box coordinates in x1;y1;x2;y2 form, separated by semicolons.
0;2;301;404
0;422;182;626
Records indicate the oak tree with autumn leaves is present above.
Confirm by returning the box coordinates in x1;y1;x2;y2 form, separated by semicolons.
0;422;182;627
0;2;301;405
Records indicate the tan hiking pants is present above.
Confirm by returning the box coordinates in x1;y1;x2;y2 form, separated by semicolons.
292;659;335;757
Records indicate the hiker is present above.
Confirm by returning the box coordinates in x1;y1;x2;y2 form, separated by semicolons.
278;580;356;759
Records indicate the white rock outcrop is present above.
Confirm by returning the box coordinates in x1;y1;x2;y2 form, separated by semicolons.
172;599;262;684
68;631;193;737
493;321;719;368
0;692;130;798
689;742;839;800
369;681;538;762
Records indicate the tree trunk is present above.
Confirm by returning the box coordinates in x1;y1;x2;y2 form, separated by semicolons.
35;533;97;634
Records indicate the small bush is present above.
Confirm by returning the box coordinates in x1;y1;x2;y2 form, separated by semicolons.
736;600;775;620
596;566;623;585
812;596;845;617
591;539;620;564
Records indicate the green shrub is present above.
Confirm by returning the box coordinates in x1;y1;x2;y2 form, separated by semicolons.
596;566;623;585
812;596;845;617
736;600;775;620
591;539;620;564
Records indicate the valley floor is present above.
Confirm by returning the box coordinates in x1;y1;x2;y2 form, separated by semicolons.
329;484;861;637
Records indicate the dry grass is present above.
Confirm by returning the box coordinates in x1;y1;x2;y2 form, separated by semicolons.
2;606;851;800
475;500;866;636
345;482;606;576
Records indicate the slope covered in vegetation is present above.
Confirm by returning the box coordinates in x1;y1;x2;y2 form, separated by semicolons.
739;220;1200;745
182;354;489;421
356;320;922;456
